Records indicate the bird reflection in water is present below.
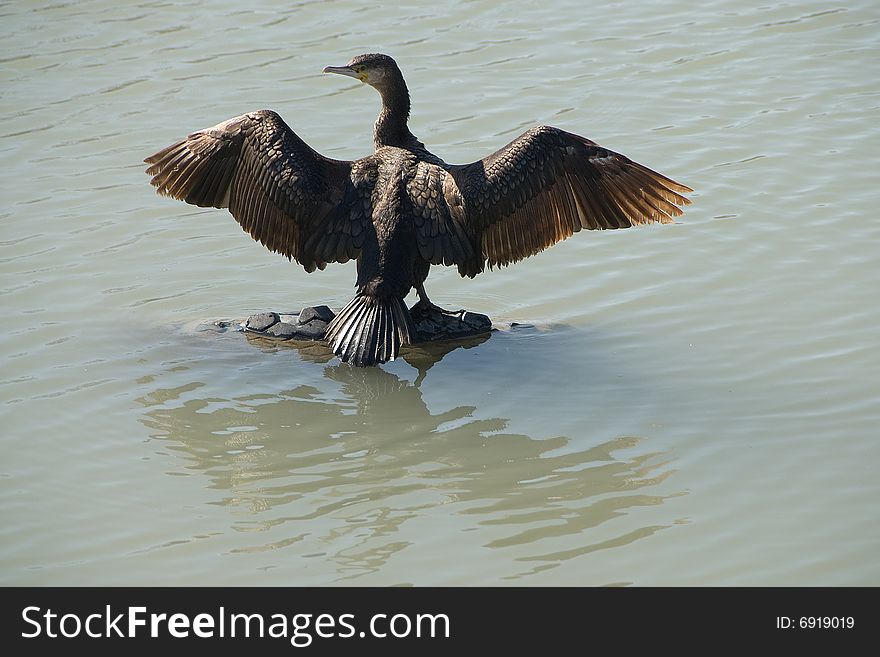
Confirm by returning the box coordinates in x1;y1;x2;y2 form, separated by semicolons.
240;323;491;384
137;355;682;583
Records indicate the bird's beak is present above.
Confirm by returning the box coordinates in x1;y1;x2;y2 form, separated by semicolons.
322;65;364;82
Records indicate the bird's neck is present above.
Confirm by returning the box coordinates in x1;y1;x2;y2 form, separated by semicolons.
373;79;422;151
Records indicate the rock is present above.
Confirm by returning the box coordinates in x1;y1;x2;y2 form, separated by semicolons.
242;308;332;341
414;317;439;335
289;320;328;340
241;303;491;347
461;311;493;332
298;305;335;325
197;320;235;334
263;319;328;340
245;312;280;332
265;321;299;338
409;305;492;342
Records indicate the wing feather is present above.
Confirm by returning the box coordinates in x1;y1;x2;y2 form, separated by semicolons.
145;110;372;272
429;125;692;274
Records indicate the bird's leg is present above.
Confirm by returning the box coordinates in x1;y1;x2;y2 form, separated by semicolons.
414;283;464;316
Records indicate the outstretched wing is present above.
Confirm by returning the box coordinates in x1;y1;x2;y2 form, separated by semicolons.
144;109;372;272
409;125;692;277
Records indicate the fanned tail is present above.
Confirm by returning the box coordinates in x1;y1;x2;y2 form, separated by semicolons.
324;294;415;367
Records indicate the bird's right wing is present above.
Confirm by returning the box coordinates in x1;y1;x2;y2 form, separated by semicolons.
145;110;372;272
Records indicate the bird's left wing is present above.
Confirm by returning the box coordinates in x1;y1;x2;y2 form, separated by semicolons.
412;125;691;278
145;110;371;272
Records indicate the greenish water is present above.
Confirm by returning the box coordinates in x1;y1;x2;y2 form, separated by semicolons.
1;0;878;585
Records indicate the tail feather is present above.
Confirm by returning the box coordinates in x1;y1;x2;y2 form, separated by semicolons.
325;295;415;366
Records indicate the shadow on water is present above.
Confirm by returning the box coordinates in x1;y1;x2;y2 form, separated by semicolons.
135;326;683;583
238;324;492;384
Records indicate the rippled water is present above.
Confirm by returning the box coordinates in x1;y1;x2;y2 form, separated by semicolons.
2;0;878;585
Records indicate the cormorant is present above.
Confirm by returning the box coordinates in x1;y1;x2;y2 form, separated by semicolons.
145;53;691;367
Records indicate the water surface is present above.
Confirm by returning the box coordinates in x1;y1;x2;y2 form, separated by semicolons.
1;0;878;585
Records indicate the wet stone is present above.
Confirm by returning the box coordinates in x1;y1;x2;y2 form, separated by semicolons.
298;305;335;325
461;311;493;332
415;318;439;334
409;305;492;342
265;321;299;338
260;319;328;340
241;307;332;341
245;312;280;332
242;304;491;345
289;320;328;340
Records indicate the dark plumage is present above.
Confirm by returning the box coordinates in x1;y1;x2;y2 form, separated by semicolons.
145;53;691;366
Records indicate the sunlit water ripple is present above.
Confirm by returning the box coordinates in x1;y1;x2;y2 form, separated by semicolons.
1;0;877;585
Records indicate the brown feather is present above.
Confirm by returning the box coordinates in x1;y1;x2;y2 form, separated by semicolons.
146;59;691;369
144;110;368;272
417;125;691;272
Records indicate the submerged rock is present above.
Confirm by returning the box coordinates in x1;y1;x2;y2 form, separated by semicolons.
409;304;492;342
241;303;492;344
298;305;335;325
242;306;335;341
245;312;280;332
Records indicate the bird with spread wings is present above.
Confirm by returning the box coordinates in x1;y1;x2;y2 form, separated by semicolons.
146;53;691;367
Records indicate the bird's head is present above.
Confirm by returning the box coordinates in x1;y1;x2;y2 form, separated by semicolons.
323;53;402;92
